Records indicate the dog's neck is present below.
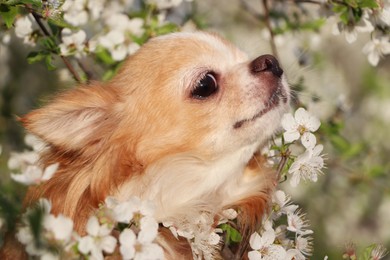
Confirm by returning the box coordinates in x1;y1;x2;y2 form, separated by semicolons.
114;142;261;221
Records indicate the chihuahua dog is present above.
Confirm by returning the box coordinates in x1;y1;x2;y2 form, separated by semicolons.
1;31;289;259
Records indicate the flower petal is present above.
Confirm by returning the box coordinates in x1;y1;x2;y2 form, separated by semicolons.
42;163;59;181
249;232;262;250
248;250;262;260
283;131;300;143
290;172;301;187
281;113;297;131
86;216;100;236
139;216;159;243
100;235;117;254
301;133;316;149
78;236;94;254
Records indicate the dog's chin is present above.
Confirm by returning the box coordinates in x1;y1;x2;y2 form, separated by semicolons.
233;84;289;130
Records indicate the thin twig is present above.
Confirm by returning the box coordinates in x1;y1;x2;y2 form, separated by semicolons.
277;149;291;181
30;12;51;36
240;0;264;20
77;60;97;81
261;0;279;59
61;57;82;82
28;6;83;83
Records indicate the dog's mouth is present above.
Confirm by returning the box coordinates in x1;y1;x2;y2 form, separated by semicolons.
233;85;288;129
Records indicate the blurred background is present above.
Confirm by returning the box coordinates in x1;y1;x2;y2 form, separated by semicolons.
1;0;389;258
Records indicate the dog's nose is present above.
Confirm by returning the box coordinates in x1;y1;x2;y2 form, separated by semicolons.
250;55;283;78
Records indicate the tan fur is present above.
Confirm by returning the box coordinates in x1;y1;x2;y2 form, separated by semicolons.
0;31;289;259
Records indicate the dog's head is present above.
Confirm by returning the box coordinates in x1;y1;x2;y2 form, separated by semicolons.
22;32;289;168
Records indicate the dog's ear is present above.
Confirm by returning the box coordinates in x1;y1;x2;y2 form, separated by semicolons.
21;83;119;151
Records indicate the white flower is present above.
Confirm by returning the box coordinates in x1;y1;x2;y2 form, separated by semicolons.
98;30;128;61
119;229;137;259
272;190;299;218
104;15;144;37
119;227;164;260
128;42;140;55
219;209;238;224
62;0;88;26
8;151;39;170
9;135;57;185
43;214;74;242
16;226;37;255
25;134;46;152
11;163;59;185
78;216;117;260
2;32;11;44
362;36;390;66
288;145;324;187
163;212;222;259
14;16;33;39
282;108;320;149
105;196;155;224
286;211;313;236
16;199;70;258
162;221;194;240
59;28;87;57
8;135;45;171
248;222;287;260
368;4;390;27
332;12;374;43
286;235;313;260
371;244;388;260
87;0;105;20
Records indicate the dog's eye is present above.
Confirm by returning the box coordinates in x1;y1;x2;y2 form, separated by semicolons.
191;73;218;99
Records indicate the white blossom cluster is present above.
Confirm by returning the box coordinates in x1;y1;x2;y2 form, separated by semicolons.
280;107;325;187
8;134;59;185
248;191;313;260
16;196;165;260
16;199;77;259
163;209;237;260
332;2;390;66
12;0;189;61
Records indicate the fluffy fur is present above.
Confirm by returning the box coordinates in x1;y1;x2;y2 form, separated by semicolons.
1;31;289;259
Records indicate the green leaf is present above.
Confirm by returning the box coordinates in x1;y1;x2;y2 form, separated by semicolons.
219;223;242;245
45;54;56;70
360;244;376;260
154;22;179;36
368;166;386;178
39;36;56;50
339;10;350;24
3;0;42;7
345;0;358;8
359;0;379;8
102;67;121;81
48;16;73;29
0;4;18;28
95;47;117;66
26;202;46;249
27;51;56;70
332;4;348;14
27;51;48;64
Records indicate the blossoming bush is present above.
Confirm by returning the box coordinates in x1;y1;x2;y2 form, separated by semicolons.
0;0;389;259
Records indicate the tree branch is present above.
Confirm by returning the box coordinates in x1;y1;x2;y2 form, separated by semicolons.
261;0;279;59
277;149;291;181
28;7;86;83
